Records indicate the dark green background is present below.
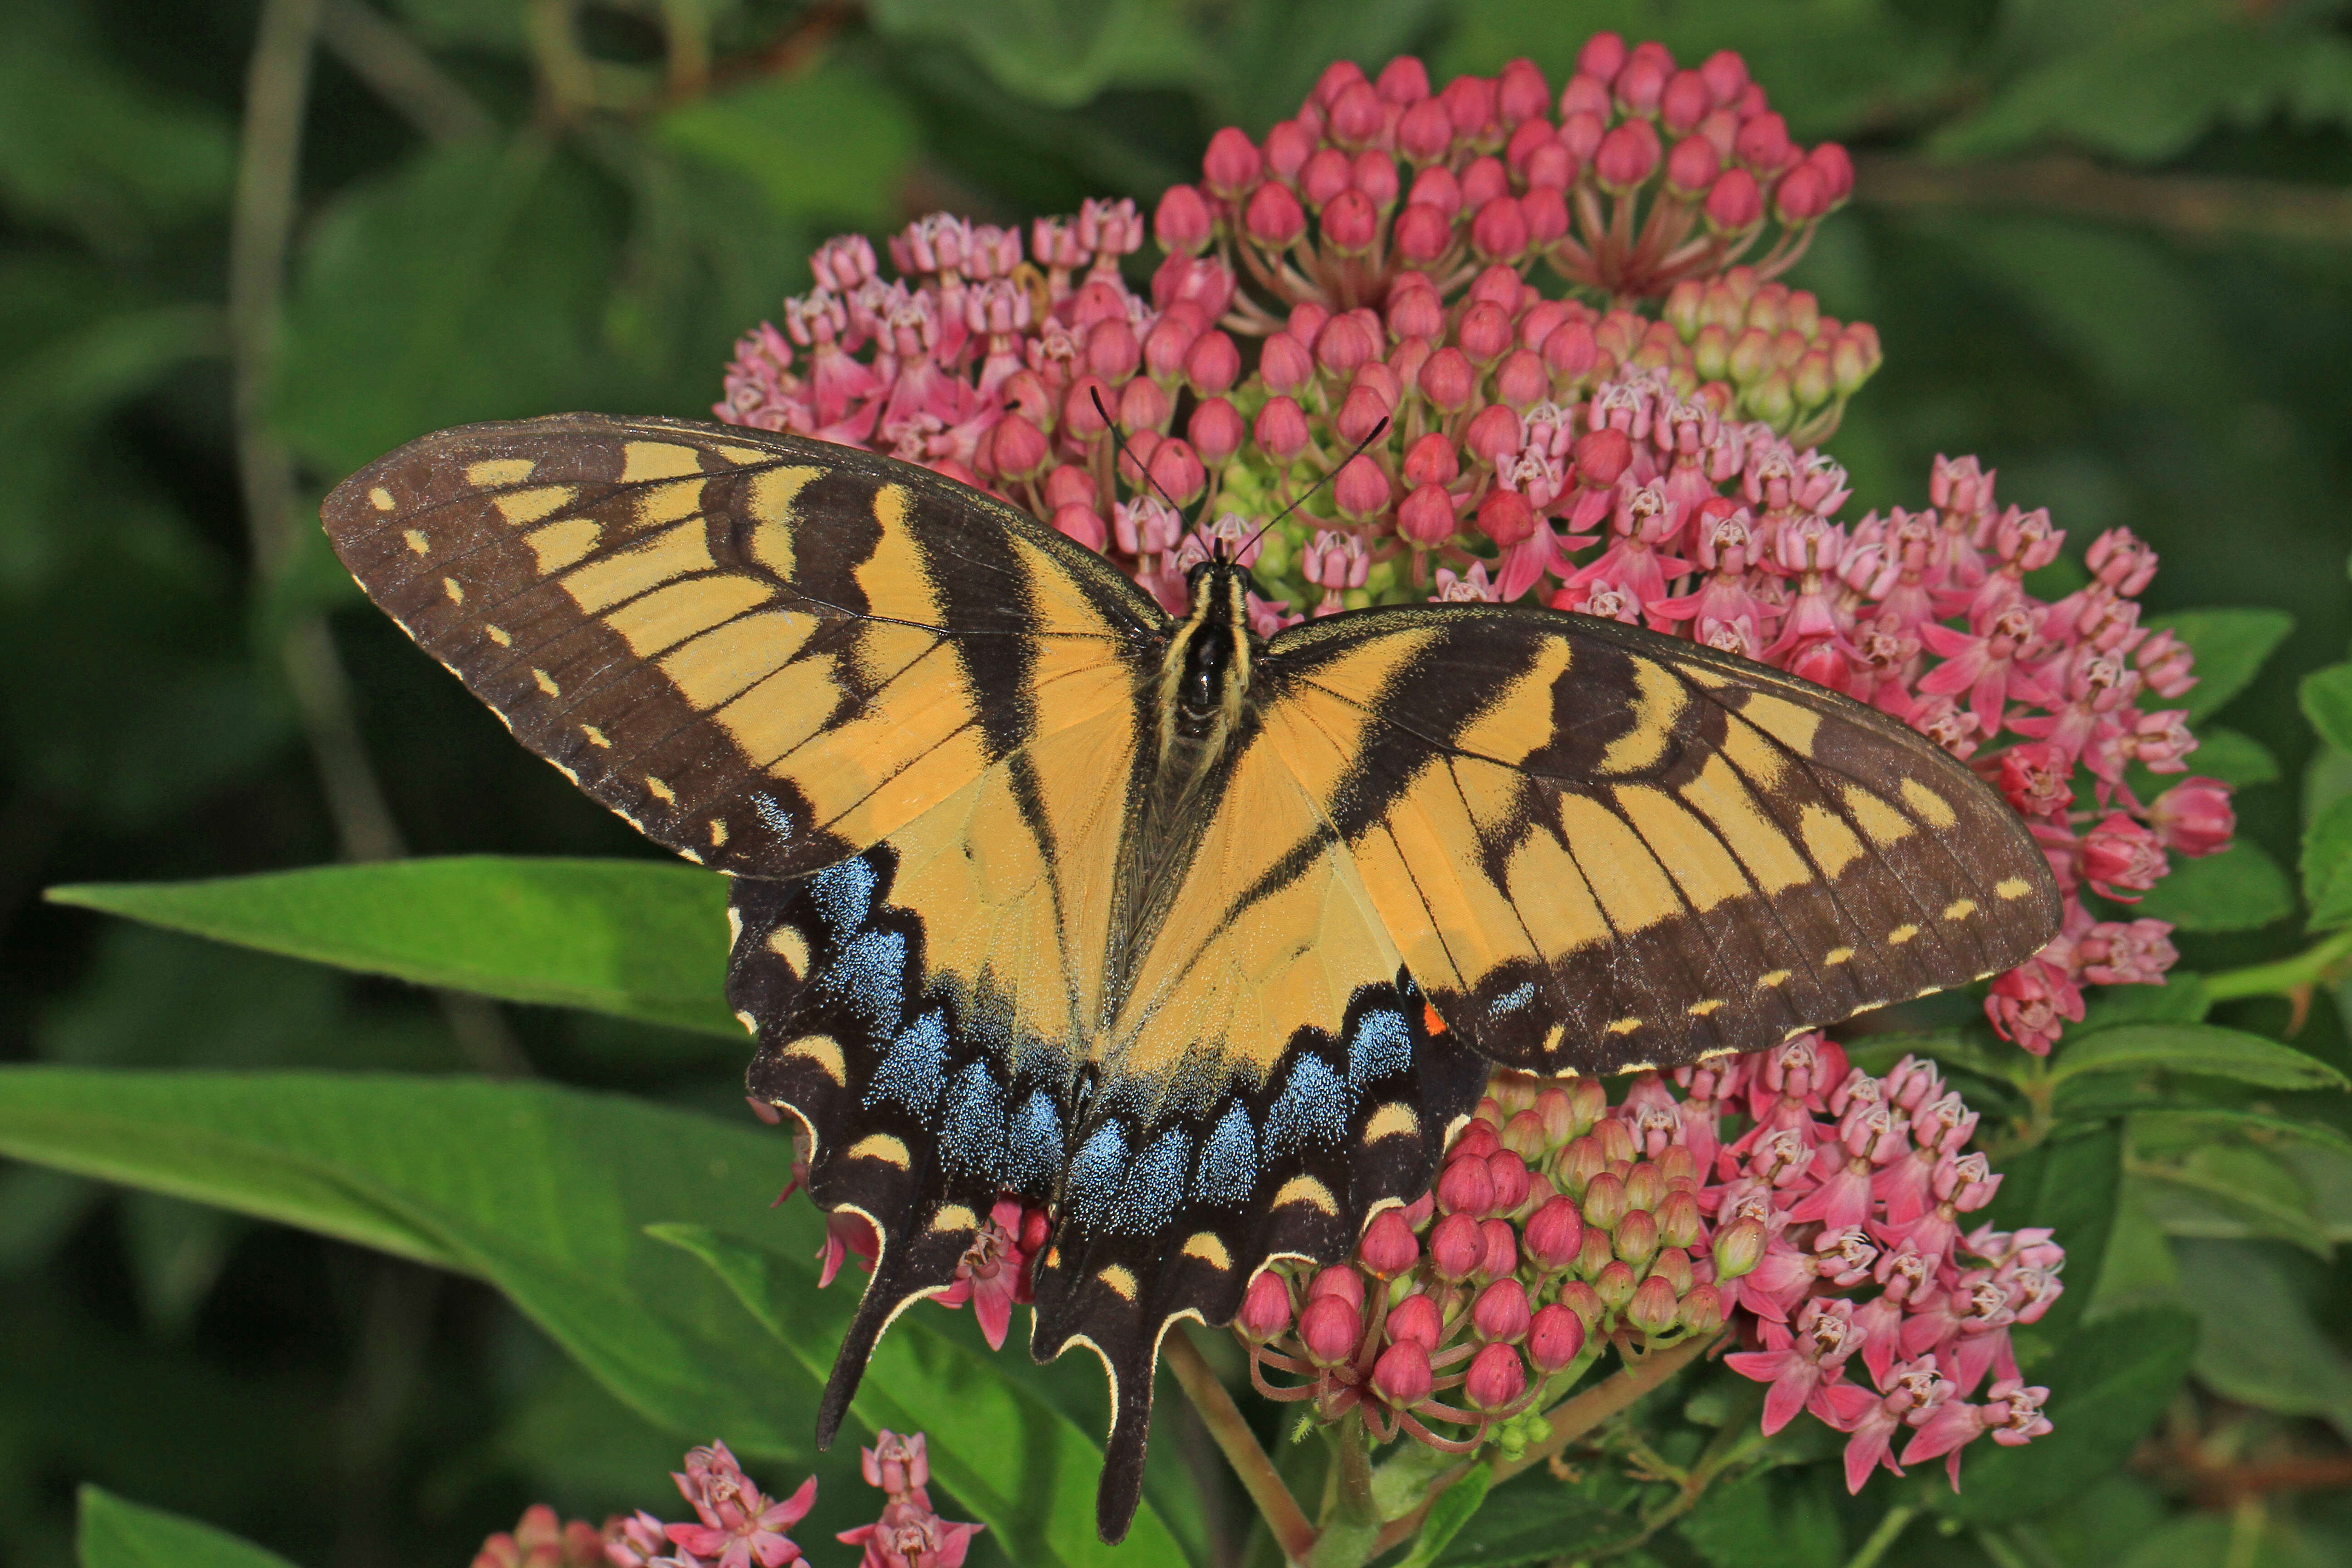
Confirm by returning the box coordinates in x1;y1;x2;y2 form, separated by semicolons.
3;2;2349;1565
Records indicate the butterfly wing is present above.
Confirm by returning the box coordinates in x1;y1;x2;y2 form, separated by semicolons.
321;415;1165;877
1257;604;2063;1073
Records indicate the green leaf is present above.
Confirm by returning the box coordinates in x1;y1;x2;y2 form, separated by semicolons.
1399;1463;1489;1568
2131;840;2295;933
2303;663;2352;760
2171;726;2278;789
2131;1144;2332;1256
867;0;1209;108
2050;1023;2347;1091
273;138;620;478
1977;1122;2120;1340
78;1486;299;1568
1434;1472;1620;1566
1677;1467;1844;1568
2302;793;2352;931
46;858;738;1039
2132;1108;2352;1161
1932;1308;2196;1524
0;1069;1184;1568
652;1225;1186;1568
2143;608;2296;725
2172;1240;2352;1438
653;61;917;229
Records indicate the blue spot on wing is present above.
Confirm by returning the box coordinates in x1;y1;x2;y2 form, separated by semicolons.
941;1059;1005;1179
1197;1104;1256;1206
1489;982;1536;1020
1266;1055;1350;1159
1008;1090;1064;1192
821;929;906;1038
1112;1130;1189;1234
867;1008;946;1114
1068;1123;1127;1219
1348;1009;1413;1090
810;857;875;937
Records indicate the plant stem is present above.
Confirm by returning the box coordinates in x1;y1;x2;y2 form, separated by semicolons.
1166;1328;1318;1566
1843;1504;1917;1568
2203;930;2352;1003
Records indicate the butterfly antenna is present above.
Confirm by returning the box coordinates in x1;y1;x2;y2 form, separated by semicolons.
1234;415;1391;562
1088;386;1211;555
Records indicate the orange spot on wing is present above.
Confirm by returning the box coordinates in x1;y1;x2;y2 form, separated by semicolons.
1424;1000;1447;1036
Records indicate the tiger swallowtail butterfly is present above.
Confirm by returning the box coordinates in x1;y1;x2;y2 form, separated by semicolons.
323;414;2059;1540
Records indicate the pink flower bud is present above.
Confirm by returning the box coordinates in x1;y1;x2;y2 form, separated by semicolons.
1665;134;1719;195
1336;382;1391;446
1298;1293;1362;1367
1202;127;1263;198
1578;32;1629;84
1475;489;1535;549
2081;812;2169;899
1175;329;1238;397
1493;348;1549;410
1118;375;1170;433
1370;1340;1434;1407
1141;317;1196;382
1418;346;1477;412
1615;53;1669;118
1679;1283;1725;1335
1469;194;1530;261
1660;69;1711;133
1437;1151;1496;1215
1622;1160;1663;1212
2136;629;2197;698
1387;1290;1443;1349
1236;1269;1293;1340
1460;154;1509;209
1062;375;1113;437
1254;395;1311;463
1704;167;1764;231
1334;455;1392;521
1441;72;1497;135
1527;1303;1586;1372
1386;285;1444;344
1486;1149;1533;1212
1625;1274;1680;1337
1581;1170;1627;1231
1504;117;1554;178
1315;314;1377;378
1187;397;1244;466
1262;118;1314;181
1259;331;1314;395
1472;1277;1532;1342
1613;1207;1660;1268
1543;319;1599;384
1154;184;1213;255
985;412;1050;481
1323;188;1381;254
1148;438;1206;504
1558;72;1610;118
1735;112;1797;175
1052;505;1107;552
1463;406;1521;467
1358;1209;1420;1277
1352;149;1400;207
1807;142;1855;203
1558;108;1605;163
1429;1211;1482;1281
1329;79;1387;150
1300;146;1353;209
1397;484;1456;546
1086;317;1141;382
1713;1216;1765;1279
1392;201;1452;263
1700;49;1749;105
1398;97;1455;164
1773;162;1831;225
1595;120;1661;192
1593;1258;1637;1311
2148;778;2234;858
1497;57;1549;125
1478;1217;1519;1279
1307;1263;1365;1309
1042;465;1095;511
1409;162;1464;217
1524;1196;1585;1271
1464;1342;1528;1411
1655;1189;1703;1251
1244;181;1306;247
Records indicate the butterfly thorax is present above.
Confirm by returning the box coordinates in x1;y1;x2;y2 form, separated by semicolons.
1156;559;1259;773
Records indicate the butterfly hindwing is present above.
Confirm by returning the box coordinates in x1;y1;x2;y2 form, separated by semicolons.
1257;606;2063;1073
322;415;1161;879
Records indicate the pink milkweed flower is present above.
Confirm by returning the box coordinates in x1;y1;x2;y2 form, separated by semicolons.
2146;778;2234;857
1434;561;1501;602
1917;601;2056;738
1899;1380;2053;1490
2077;919;2177;986
665;1442;818;1568
2078;812;2169;900
1725;1297;1866;1434
1833;1358;1955;1494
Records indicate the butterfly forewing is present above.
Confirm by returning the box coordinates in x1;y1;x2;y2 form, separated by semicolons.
1259;607;2063;1074
322;416;1162;879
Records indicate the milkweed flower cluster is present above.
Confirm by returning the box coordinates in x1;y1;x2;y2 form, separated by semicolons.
567;1433;979;1568
715;34;2229;1059
1238;1041;2059;1491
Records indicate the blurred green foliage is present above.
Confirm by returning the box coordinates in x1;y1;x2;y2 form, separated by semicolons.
2;1;2350;1566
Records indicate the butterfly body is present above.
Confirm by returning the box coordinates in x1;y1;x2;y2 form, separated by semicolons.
323;414;2060;1541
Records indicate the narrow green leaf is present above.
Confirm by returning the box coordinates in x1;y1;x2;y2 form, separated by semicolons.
2145;608;2295;724
2305;792;2352;933
2051;1024;2347;1091
867;0;1207;107
2302;663;2352;756
1399;1463;1489;1568
2134;1108;2352;1161
47;858;737;1038
78;1486;299;1568
2173;1239;2352;1437
2130;839;2294;932
653;61;916;228
651;1225;1187;1568
1977;1123;2120;1341
1433;1472;1618;1566
2131;1145;2332;1256
1931;1308;2197;1524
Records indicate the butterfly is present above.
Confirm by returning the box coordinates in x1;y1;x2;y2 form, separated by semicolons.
323;414;2060;1540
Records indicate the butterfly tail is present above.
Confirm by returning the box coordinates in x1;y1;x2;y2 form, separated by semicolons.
1095;1342;1157;1544
814;1225;972;1450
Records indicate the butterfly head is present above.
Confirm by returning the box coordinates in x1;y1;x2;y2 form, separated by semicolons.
1170;556;1257;734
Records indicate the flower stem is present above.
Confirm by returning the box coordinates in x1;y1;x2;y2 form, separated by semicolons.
1165;1328;1317;1565
2202;929;2352;1004
1842;1504;1917;1568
